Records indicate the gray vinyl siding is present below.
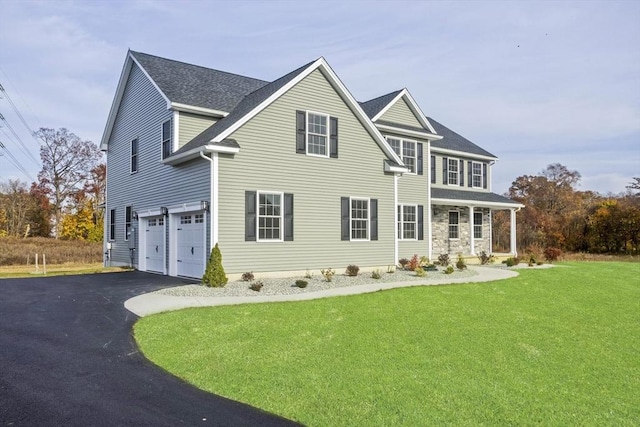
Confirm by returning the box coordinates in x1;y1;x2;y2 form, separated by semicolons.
178;112;217;148
431;153;492;193
218;68;395;273
106;63;210;267
379;98;423;128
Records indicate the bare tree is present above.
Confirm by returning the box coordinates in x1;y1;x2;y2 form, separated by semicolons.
36;128;102;238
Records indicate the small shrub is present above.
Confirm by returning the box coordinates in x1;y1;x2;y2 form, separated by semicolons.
505;257;515;267
444;265;454;274
537;261;543;266
419;256;430;266
424;264;438;271
240;271;254;282
249;281;263;292
321;268;335;282
304;270;313;279
398;258;409;269
295;279;308;288
456;254;467;271
345;264;360;277
414;266;426;277
477;251;494;265
387;265;396;274
407;254;420;271
544;247;563;263
513;257;521;265
371;269;382;280
438;253;450;266
202;243;228;288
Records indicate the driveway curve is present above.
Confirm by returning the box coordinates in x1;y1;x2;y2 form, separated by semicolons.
0;272;297;426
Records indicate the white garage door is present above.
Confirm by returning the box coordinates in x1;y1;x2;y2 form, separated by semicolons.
176;213;205;278
145;216;165;273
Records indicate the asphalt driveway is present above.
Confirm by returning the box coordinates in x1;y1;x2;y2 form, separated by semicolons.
0;272;298;426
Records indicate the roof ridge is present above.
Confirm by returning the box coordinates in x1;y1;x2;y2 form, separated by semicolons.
130;50;269;84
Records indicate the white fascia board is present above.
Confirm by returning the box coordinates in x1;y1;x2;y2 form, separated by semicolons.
170;102;228;118
432;197;524;209
128;53;172;109
167;201;202;214
430;146;498;162
384;163;409;174
137;208;163;218
376;123;442;141
371;90;405;122
401;89;438;134
210;57;405;167
162;144;239;165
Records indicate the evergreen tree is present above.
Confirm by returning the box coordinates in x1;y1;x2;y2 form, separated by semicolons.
202;243;228;287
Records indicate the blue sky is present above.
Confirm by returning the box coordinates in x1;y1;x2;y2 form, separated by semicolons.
1;0;638;194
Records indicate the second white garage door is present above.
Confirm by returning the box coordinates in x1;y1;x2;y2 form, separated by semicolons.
176;213;206;278
145;216;165;273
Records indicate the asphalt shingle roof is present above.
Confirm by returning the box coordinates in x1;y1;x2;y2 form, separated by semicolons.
431;188;520;205
428;117;497;158
359;90;403;119
130;51;268;112
172;60;316;156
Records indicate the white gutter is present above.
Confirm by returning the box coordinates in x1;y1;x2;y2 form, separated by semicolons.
375;123;443;141
431;197;524;210
170;102;228;118
164;144;239;165
430;147;498;162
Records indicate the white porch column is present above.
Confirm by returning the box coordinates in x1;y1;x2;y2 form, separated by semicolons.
426;142;433;260
469;206;475;255
393;173;399;265
510;208;517;256
489;210;493;253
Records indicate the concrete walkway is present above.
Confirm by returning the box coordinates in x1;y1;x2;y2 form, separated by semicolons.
126;266;519;317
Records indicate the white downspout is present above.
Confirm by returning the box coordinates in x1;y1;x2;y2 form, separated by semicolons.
393;173;399;266
469;206;475;256
199;152;217;253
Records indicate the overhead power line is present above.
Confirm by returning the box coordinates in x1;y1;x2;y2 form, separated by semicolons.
0;139;35;182
0;112;40;165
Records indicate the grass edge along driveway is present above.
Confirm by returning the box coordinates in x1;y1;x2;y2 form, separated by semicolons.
134;262;640;426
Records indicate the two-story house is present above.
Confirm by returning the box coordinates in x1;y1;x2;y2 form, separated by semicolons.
101;51;522;279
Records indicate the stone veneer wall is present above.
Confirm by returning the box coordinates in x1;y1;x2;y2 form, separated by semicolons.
432;206;491;257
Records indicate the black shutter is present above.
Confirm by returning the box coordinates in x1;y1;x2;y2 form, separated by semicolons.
468;161;473;187
341;197;350;241
431;155;436;183
459;160;464;187
483;163;488;189
245;191;256;241
296;110;306;154
329;117;338;158
284;193;294;241
418;205;424;240
443;157;448;184
417;143;423;175
370;199;378;241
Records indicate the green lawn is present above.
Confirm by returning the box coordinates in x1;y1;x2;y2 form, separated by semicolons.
134;262;640;426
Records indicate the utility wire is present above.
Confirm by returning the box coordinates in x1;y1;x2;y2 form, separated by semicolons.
0;69;45;146
0;140;35;181
0;112;40;165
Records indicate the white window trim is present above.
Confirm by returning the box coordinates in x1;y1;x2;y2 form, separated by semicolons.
130;138;138;174
306;110;330;158
161;119;171;160
474;211;483;239
472;161;483;189
257;190;284;242
398;204;418;241
386;137;417;175
448;158;459;186
350;196;370;242
448;210;460;240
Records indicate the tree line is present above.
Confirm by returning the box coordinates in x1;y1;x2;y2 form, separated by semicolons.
493;164;640;255
0;128;104;241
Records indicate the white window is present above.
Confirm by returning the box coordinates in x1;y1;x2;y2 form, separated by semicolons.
387;137;417;174
148;218;157;227
351;198;369;240
448;159;459;185
472;162;483;188
258;192;283;241
449;211;459;239
474;212;483;239
161;120;171;159
180;215;192;224
125;206;132;241
131;138;138;173
195;214;204;224
109;209;115;241
397;204;417;240
158;217;164;226
306;112;328;157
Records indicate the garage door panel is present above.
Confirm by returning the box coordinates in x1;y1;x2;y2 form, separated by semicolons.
145;216;164;273
176;213;205;278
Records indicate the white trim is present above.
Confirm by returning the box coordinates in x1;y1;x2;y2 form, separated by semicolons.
376;123;442;140
170;102;228;118
384;163;409;174
137;208;163;218
124;206;132;241
397;204;418;241
161;119;172;160
489;210;493;252
305;110;330;158
510;208;518;257
393;175;399;264
472;161;483;189
447;158;459;186
108;208;116;242
473;210;483;240
469;206;475;255
130;137;138;174
167;201;203;214
163;144;239;165
387;136;418;175
426;143;433;260
349;196;371;242
431;146;498;162
371;88;438;135
256;191;285;242
198;152;217;252
432;197;524;209
172;111;179;152
209;57;404;167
